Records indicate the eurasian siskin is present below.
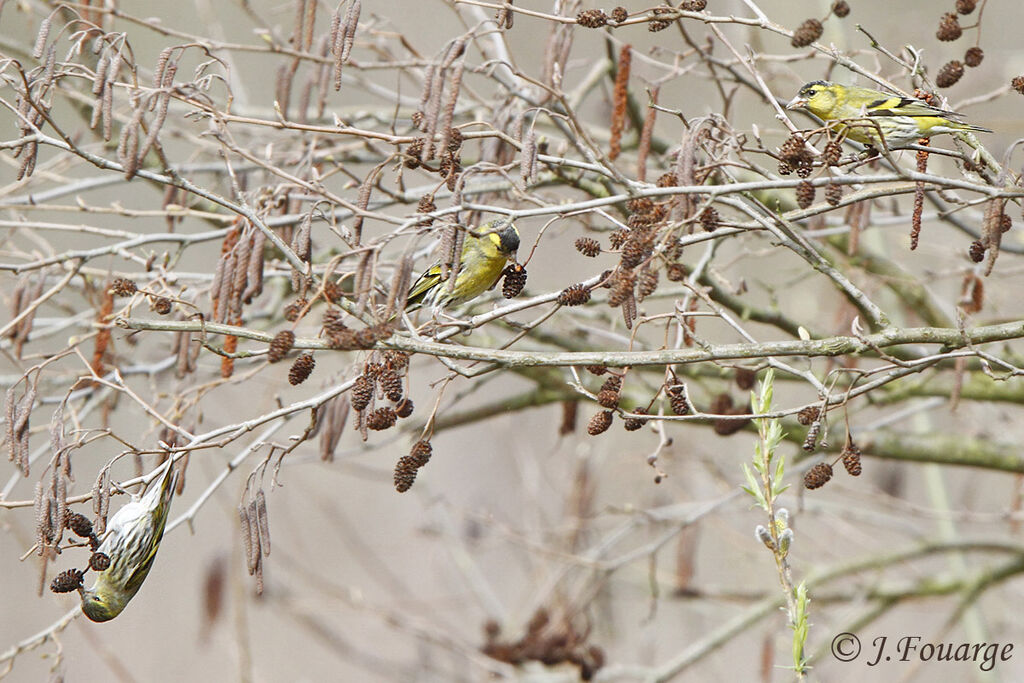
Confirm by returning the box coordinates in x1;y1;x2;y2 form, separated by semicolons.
406;220;520;310
79;461;178;622
786;80;991;148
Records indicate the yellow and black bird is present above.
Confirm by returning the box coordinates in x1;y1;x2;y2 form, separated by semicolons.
786;80;992;148
406;220;520;310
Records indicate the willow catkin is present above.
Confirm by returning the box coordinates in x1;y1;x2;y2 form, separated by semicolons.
415;64;436;129
255;489;270;556
340;0;360;64
242;229;266;303
93;52;110;95
101;81;114;141
291;0;308;49
117;114;141;180
230;233;252;318
32;16;51;59
609;45;631;161
520;128;538;185
152;48;174;108
437;56;465;156
636;87;658;182
330;3;342;52
239;505;256;574
216;252;237;323
384;254;415;318
92;467;111;536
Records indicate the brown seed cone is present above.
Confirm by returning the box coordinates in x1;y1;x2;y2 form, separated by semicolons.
284;298;308;322
409;440;433;468
956;0;976;13
623;407;649;431
446;128;464;154
936;60;964;88
50;568;85;593
111;278;137;296
735;368;757;390
796;181;815;209
791;19;823;47
666;263;688;282
395;398;415;418
152;296;172;315
779;135;813;170
587;410;613;435
65;511;94;539
601;375;622;393
502;264;527;298
557;284;591;306
366;407;398;431
353;328;377;349
89;551;111;572
405;138;425;166
620;237;651;269
351;375;374;411
656;172;678;188
267;330;295;363
380;369;404;402
823;140;842;166
637;268;658;299
647;18;670;32
842;445;863;476
803;462;833;489
968;240;986;262
597;389;620;410
325;328;358;350
607;271;635;307
609;229;629;249
288;353;315;385
576;9;609;27
825;183;843;207
322;280;343;304
668;389;690;416
384;350;410;371
796;406;821;425
964;47;984;68
611;6;628;23
1013;76;1024;95
393;456;418;492
831;0;850;17
585;365;607;376
371;322;396;342
575;237;601;257
322;308;347;334
418;194;437;216
699;207;720;232
936;13;962;41
627;199;655;216
681;0;706;9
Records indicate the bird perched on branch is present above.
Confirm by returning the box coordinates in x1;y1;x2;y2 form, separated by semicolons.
80;461;178;622
406;220;520;310
786;80;992;148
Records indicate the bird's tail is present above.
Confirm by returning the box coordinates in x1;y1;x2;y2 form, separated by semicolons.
960;121;993;134
142;458;178;510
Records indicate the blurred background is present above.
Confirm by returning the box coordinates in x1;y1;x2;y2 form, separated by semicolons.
3;1;1024;681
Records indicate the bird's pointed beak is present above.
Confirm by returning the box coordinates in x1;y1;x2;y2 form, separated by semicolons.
786;95;807;111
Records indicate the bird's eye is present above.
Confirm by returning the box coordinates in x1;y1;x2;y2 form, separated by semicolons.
807;89;817;97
